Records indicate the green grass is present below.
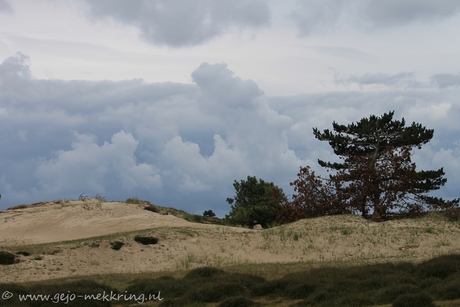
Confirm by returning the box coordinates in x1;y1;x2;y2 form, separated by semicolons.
2;254;460;307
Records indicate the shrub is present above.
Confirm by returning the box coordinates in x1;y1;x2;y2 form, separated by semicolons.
126;276;188;300
251;280;288;296
434;280;460;300
134;236;158;245
203;210;216;217
16;251;31;256
144;205;159;213
392;292;434;307
0;251;15;265
184;267;225;279
227;273;265;289
184;214;205;223
159;298;198;307
187;282;246;303
286;283;316;299
338;293;375;306
110;241;124;250
26;280;116;307
95;193;105;201
78;193;89;201
126;197;141;204
417;254;460;279
380;284;421;302
225;176;287;228
219;296;254;307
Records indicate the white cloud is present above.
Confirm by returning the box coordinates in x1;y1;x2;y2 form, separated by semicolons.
81;0;270;47
35;131;161;196
335;72;425;90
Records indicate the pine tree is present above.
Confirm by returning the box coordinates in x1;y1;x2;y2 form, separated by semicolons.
290;111;457;220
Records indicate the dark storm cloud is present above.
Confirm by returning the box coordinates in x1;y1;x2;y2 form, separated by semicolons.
431;73;460;89
1;53;459;215
0;53;297;215
290;0;460;36
82;0;270;47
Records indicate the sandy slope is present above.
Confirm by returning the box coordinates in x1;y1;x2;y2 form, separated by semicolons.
1;199;460;283
0;200;224;245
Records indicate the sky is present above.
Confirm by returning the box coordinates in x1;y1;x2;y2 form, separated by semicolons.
0;0;459;216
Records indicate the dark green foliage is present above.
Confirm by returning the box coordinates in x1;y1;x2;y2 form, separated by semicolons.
417;254;460;279
286;283;317;300
219;296;255;307
159;298;204;307
203;210;216;217
380;284;421;302
2;255;460;307
187;282;247;302
23;280;117;307
144;205;159;213
126;276;189;300
126;197;160;212
0;251;15;265
134;236;158;245
337;293;376;307
392;293;435;307
251;280;288;296
226;176;287;228
0;283;29;306
184;214;206;223
289;111;458;221
184;267;225;279
434;280;460;300
110;241;124;250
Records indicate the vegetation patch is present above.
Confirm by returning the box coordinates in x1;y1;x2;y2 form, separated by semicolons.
110;241;124;250
392;292;435;307
134;235;158;245
15;251;31;256
3;254;460;306
0;251;15;265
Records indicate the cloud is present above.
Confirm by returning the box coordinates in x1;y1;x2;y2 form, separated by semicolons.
81;0;270;47
0;0;12;13
290;0;346;36
290;0;460;36
0;54;299;214
191;62;264;110
431;73;460;89
358;0;460;28
36;131;162;196
1;53;459;215
0;52;32;80
334;72;426;89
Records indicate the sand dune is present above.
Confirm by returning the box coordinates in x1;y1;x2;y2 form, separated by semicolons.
1;199;460;283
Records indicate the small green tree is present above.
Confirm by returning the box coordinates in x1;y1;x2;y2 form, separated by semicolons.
225;176;287;228
203;210;216;217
